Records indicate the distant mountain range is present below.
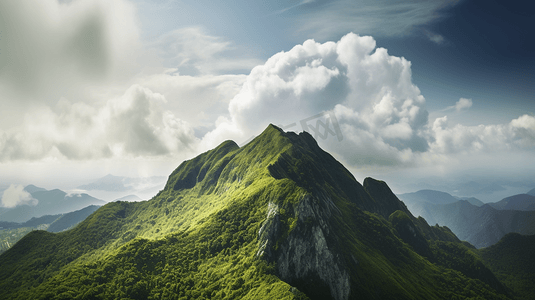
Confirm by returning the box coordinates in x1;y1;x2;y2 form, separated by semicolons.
398;190;535;248
487;194;535;211
0;205;101;255
0;205;100;233
46;205;101;232
0;186;106;223
113;194;142;202
1;124;531;299
78;174;166;193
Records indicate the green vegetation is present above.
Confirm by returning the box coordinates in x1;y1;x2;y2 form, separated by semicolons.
0;225;48;255
480;233;535;300
0;124;527;299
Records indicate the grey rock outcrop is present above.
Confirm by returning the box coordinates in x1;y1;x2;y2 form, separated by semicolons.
258;192;350;300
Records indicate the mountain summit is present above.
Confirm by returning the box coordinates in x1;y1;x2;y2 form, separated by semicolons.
0;124;522;299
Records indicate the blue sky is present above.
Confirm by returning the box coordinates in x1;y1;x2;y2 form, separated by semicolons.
0;0;534;202
132;0;534;122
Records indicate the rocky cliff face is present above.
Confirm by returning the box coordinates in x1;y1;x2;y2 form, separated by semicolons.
258;192;350;300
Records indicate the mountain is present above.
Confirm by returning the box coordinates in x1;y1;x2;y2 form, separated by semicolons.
453;181;506;196
527;188;535;196
398;190;535;248
0;188;106;223
458;197;485;207
78;174;166;192
397;189;485;209
488;194;535;211
0;214;61;230
397;189;459;224
1;205;101;254
401;197;535;248
78;174;127;191
47;205;101;232
397;189;459;205
113;194;142;202
0;125;517;299
480;233;535;300
23;184;47;194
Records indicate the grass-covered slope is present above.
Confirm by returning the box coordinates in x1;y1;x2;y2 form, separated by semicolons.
0;124;516;300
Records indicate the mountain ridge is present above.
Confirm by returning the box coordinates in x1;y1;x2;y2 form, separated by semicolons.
487;194;535;211
399;190;535;248
0;124;519;299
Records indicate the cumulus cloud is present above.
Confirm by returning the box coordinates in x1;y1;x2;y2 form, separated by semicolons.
430;114;535;154
1;184;38;208
0;0;252;163
202;33;429;166
202;32;535;170
0;85;198;161
455;98;473;112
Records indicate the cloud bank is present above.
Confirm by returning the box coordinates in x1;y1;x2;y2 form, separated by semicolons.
3;31;533;173
1;184;38;208
1;6;534;182
0;85;198;161
0;0;141;106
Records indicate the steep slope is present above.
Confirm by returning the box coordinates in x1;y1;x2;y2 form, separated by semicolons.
0;125;512;300
480;233;535;300
487;194;535;211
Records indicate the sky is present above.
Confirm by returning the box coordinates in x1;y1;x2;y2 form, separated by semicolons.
0;0;534;203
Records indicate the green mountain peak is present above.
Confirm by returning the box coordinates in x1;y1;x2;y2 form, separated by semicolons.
0;124;520;300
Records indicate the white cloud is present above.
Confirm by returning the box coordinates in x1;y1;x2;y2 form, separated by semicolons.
138;70;247;128
424;30;445;44
440;97;473;113
0;0;142;106
202;33;429;165
0;0;251;164
430;114;535;154
202;33;535;172
1;184;38;208
455;98;473;112
0;85;198;161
